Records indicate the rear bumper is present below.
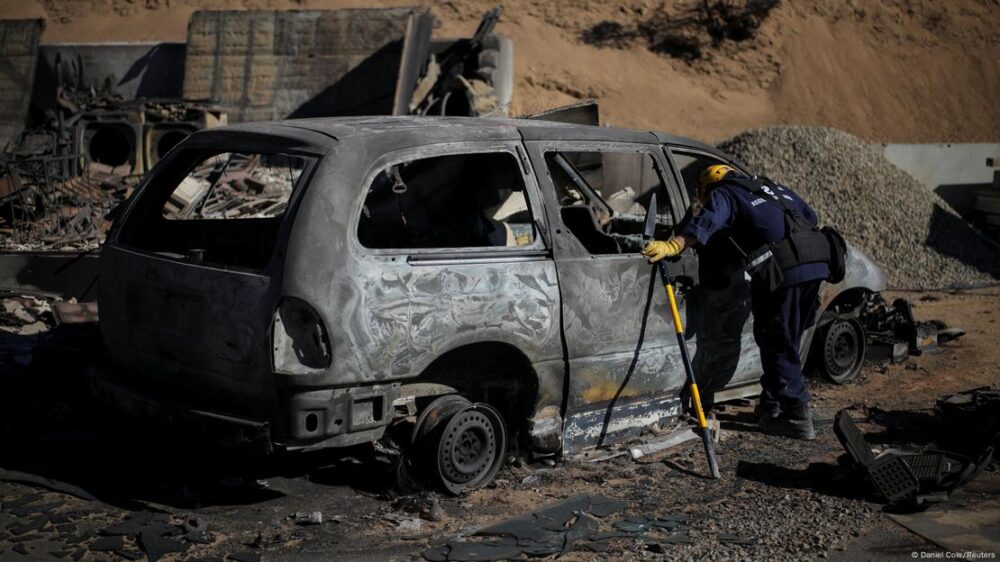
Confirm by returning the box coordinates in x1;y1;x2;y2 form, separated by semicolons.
87;367;274;454
87;366;401;453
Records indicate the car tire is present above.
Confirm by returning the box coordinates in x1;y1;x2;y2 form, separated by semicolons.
411;395;507;495
818;317;867;384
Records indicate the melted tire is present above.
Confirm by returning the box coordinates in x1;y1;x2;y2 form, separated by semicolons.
412;397;507;495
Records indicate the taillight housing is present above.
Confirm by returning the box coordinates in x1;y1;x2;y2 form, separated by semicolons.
272;297;332;374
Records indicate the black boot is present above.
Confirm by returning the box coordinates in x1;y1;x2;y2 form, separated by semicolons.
758;403;816;440
753;392;782;424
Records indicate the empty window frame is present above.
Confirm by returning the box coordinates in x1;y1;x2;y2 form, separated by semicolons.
358;151;536;250
543;150;673;255
117;150;312;272
670;150;732;205
162;152;305;220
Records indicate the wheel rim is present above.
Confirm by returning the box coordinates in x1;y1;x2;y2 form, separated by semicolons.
439;410;495;484
434;404;506;494
832;329;857;369
822;318;866;384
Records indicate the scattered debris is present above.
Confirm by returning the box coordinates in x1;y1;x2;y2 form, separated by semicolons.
0;296;54;334
834;409;992;505
183;518;212;544
396;517;423;533
853;293;965;366
423;494;647;561
89;535;125;551
628;427;701;460
0;469;96;501
1;87;225;250
291;512;323;526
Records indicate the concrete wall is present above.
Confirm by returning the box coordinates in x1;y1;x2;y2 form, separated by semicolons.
883;143;1000;217
183;9;430;123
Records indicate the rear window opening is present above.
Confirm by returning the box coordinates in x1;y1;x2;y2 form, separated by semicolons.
117;150;312;272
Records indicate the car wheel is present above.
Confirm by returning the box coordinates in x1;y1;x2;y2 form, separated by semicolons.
411;395;507;495
819;317;867;384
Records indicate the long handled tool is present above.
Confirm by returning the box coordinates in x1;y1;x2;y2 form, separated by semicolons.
644;195;721;479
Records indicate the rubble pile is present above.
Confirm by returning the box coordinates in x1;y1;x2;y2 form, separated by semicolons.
0;164;133;250
166;154;297;220
718;126;1000;289
0;296;53;336
0;150;296;251
0;76;229;250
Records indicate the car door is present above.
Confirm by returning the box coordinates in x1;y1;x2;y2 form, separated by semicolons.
524;140;699;453
663;147;762;396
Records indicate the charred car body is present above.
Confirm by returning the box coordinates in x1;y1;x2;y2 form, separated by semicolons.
93;116;886;492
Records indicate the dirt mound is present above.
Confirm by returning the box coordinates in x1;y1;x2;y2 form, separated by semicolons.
718;126;1000;289
1;0;997;143
582;0;780;62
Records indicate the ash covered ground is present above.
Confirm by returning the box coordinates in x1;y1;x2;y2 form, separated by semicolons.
1;289;997;561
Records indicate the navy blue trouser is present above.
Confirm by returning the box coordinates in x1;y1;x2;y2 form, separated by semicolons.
751;279;822;411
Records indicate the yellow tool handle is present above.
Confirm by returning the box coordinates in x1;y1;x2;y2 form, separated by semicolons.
665;283;684;334
689;382;709;429
666;282;708;427
656;262;720;479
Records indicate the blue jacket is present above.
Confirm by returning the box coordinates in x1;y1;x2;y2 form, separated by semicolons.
678;176;830;287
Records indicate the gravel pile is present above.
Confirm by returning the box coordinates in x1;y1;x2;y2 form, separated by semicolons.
717;126;1000;289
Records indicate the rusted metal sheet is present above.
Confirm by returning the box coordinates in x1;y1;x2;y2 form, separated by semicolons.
0;19;44;150
183;9;433;122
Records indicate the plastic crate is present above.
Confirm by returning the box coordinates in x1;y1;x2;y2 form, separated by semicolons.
868;455;920;502
902;454;944;484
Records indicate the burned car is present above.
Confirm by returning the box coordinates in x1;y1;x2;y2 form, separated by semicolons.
92;116;886;493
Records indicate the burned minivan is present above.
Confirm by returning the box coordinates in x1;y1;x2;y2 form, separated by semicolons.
94;117;886;493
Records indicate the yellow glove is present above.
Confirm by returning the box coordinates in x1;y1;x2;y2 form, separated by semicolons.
641;238;683;263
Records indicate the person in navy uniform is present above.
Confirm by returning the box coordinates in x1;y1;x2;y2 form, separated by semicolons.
643;164;837;440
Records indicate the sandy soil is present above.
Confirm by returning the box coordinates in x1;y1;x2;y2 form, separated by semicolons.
2;0;998;143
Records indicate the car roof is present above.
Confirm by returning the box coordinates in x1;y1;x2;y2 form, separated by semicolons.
213;116;731;160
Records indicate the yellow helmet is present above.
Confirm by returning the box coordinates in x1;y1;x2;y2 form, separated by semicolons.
699;164;735;193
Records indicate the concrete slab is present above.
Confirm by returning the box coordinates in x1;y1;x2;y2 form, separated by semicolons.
887;473;1000;554
883;143;1000;216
